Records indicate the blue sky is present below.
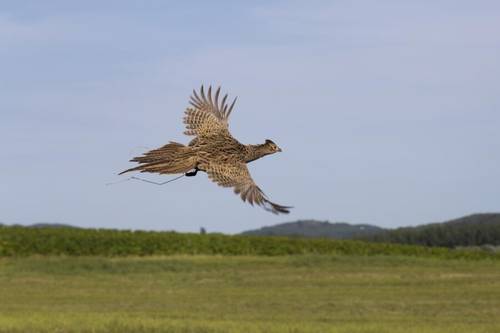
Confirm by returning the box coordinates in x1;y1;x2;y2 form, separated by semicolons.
1;1;499;233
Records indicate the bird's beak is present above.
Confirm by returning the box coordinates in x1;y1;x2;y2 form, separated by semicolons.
277;147;282;152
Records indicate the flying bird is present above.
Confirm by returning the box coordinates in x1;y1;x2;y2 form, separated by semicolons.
120;85;292;214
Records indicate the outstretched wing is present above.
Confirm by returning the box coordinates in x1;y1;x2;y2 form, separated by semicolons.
184;85;237;137
206;162;291;214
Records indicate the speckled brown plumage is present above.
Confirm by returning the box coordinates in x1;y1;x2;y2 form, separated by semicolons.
120;85;291;214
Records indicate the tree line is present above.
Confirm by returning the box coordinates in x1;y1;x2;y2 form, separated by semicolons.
0;224;498;260
361;214;500;248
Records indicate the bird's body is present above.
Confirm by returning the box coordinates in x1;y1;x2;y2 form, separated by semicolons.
120;86;291;214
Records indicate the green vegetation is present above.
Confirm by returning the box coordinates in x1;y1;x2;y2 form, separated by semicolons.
1;255;499;333
364;213;500;247
1;226;499;332
1;225;498;259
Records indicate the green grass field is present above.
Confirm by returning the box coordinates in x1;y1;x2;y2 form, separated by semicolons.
1;255;499;333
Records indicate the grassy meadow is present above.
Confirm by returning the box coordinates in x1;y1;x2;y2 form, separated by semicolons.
1;255;500;333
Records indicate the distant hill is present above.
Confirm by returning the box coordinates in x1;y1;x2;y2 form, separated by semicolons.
362;213;500;247
241;220;386;239
240;214;500;248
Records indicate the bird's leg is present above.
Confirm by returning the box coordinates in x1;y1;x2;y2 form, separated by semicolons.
185;168;199;177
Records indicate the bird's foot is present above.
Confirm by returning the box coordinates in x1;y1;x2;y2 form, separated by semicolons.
185;169;198;177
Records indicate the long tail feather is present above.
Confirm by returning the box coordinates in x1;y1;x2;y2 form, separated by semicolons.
119;142;196;175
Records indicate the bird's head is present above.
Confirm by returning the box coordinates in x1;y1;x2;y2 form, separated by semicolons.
263;139;282;154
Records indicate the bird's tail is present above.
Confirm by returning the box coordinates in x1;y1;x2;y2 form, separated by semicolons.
119;141;197;175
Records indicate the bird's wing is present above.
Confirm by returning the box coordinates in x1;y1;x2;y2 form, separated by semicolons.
183;85;237;138
206;162;291;214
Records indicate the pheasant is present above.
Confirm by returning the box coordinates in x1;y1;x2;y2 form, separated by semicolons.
119;86;292;214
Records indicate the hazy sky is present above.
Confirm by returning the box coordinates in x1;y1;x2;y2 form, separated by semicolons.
1;1;499;233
